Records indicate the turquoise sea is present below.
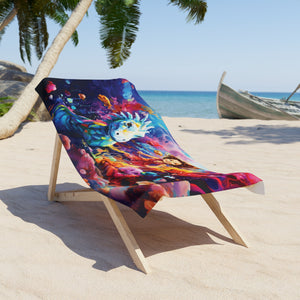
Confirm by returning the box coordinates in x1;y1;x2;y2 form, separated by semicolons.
139;90;300;119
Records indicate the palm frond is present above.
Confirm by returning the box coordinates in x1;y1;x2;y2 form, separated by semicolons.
58;0;80;10
0;0;12;42
168;0;207;24
0;27;6;42
95;0;141;68
15;1;49;63
32;14;49;59
0;1;16;34
16;2;32;63
44;1;80;46
0;0;14;23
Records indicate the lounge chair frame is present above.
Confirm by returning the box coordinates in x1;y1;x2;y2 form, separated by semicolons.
48;133;247;274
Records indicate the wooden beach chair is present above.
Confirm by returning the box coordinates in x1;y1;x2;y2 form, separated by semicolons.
36;78;263;273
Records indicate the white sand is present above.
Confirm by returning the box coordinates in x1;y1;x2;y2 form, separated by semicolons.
0;119;300;299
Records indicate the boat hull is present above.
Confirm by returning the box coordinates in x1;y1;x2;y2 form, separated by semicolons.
216;74;300;120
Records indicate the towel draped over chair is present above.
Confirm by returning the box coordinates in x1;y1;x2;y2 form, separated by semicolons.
36;78;262;218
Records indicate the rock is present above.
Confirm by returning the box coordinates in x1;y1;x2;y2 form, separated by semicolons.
0;69;33;83
0;80;27;99
0;60;27;73
0;61;51;121
0;81;51;121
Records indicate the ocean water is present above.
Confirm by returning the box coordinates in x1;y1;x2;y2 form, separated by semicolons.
139;90;300;119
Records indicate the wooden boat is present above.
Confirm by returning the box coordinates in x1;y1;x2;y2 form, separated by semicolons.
216;72;300;120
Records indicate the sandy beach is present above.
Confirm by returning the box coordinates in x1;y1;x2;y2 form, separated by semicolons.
1;118;300;299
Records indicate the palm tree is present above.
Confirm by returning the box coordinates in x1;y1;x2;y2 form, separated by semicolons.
0;0;207;139
0;0;80;63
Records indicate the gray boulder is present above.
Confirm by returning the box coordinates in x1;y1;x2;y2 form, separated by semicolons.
0;60;27;73
0;61;51;121
0;69;33;83
0;80;27;99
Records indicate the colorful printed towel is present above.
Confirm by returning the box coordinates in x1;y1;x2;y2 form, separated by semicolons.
36;78;262;217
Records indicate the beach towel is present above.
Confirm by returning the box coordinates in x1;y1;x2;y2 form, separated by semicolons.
36;78;262;217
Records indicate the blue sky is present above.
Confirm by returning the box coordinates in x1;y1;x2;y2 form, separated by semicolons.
1;0;300;91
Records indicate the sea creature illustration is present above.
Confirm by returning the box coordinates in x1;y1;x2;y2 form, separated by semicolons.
52;104;153;148
45;81;56;93
109;112;154;142
65;90;71;97
98;94;112;108
78;93;86;100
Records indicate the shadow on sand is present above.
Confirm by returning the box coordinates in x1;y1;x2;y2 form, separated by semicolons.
0;183;234;272
182;124;300;145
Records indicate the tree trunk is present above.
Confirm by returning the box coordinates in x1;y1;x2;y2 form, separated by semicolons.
0;7;17;32
0;0;93;139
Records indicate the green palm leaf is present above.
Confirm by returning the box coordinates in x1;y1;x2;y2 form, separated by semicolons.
44;1;79;46
168;0;207;24
95;0;141;68
0;0;13;22
31;14;49;60
16;2;32;63
0;0;15;42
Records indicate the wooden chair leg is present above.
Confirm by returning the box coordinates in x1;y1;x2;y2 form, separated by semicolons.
201;193;248;247
103;197;151;273
48;133;62;201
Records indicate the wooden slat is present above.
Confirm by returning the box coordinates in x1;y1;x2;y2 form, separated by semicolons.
201;193;248;247
54;189;105;202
